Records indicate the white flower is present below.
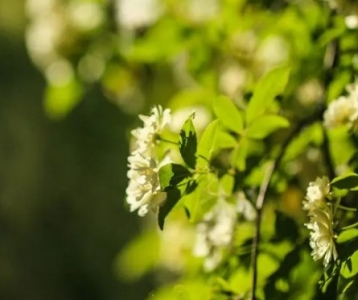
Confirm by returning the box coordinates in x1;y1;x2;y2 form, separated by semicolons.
126;151;168;216
303;177;337;267
324;82;358;129
303;176;330;211
305;208;337;267
193;198;237;271
131;105;171;155
126;105;172;216
236;192;256;221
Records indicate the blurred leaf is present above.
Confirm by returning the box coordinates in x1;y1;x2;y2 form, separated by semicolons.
179;113;197;169
196;119;219;168
231;138;248;171
149;280;212;300
246;66;290;123
44;79;83;120
273;211;299;242
215;130;238;149
337;229;358;244
220;174;235;196
158;163;191;190
245;115;289;139
213;95;244;134
116;230;160;281
341;251;358;278
331;173;358;190
158;187;182;230
184;174;218;222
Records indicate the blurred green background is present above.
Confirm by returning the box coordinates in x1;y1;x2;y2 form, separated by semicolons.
0;1;155;299
2;0;358;298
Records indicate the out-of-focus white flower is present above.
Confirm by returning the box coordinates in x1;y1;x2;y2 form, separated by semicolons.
188;0;219;22
305;208;337;267
131;106;171;155
303;176;330;211
169;106;211;133
236;192;256;221
345;15;358;30
324;82;358;129
116;0;163;30
68;2;105;32
132;105;171;155
193;198;237;271
303;177;337;267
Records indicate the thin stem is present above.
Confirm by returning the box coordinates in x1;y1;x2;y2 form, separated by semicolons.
342;222;358;230
250;110;322;300
158;136;178;145
337;205;357;212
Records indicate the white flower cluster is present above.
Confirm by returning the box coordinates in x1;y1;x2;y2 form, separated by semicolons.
193;198;237;271
303;177;337;267
126;106;171;216
324;82;358;129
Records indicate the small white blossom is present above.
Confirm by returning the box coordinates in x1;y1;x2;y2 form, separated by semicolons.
324;82;358;129
131;106;171;155
126;152;162;216
236;192;256;221
126;105;172;216
303;176;330;211
193;198;237;271
305;208;337;267
303;177;337;267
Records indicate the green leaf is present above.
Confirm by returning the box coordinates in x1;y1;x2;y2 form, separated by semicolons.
179;113;197;169
220;174;235;196
215;129;238;149
341;250;358;278
231;138;248;171
245;115;289;139
331;173;358;190
213;95;244;134
337;229;358;244
44;79;83;120
116;229;160;281
196;119;219;168
246;66;290;123
158;187;181;230
158;163;191;190
184;174;218;222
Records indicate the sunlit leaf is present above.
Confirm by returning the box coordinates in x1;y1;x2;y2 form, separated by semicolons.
179;113;197;169
246;66;290;123
245;115;289;139
341;251;358;278
337;229;358;244
213;95;244;134
196;119;219;168
231;137;248;171
184;174;218;222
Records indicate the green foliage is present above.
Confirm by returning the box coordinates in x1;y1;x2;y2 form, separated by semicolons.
245;115;290;139
213;96;244;134
24;0;358;299
196;119;219;169
331;173;358;190
246;66;290;124
179;114;198;169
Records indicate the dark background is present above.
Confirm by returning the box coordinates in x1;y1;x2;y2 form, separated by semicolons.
0;1;152;299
